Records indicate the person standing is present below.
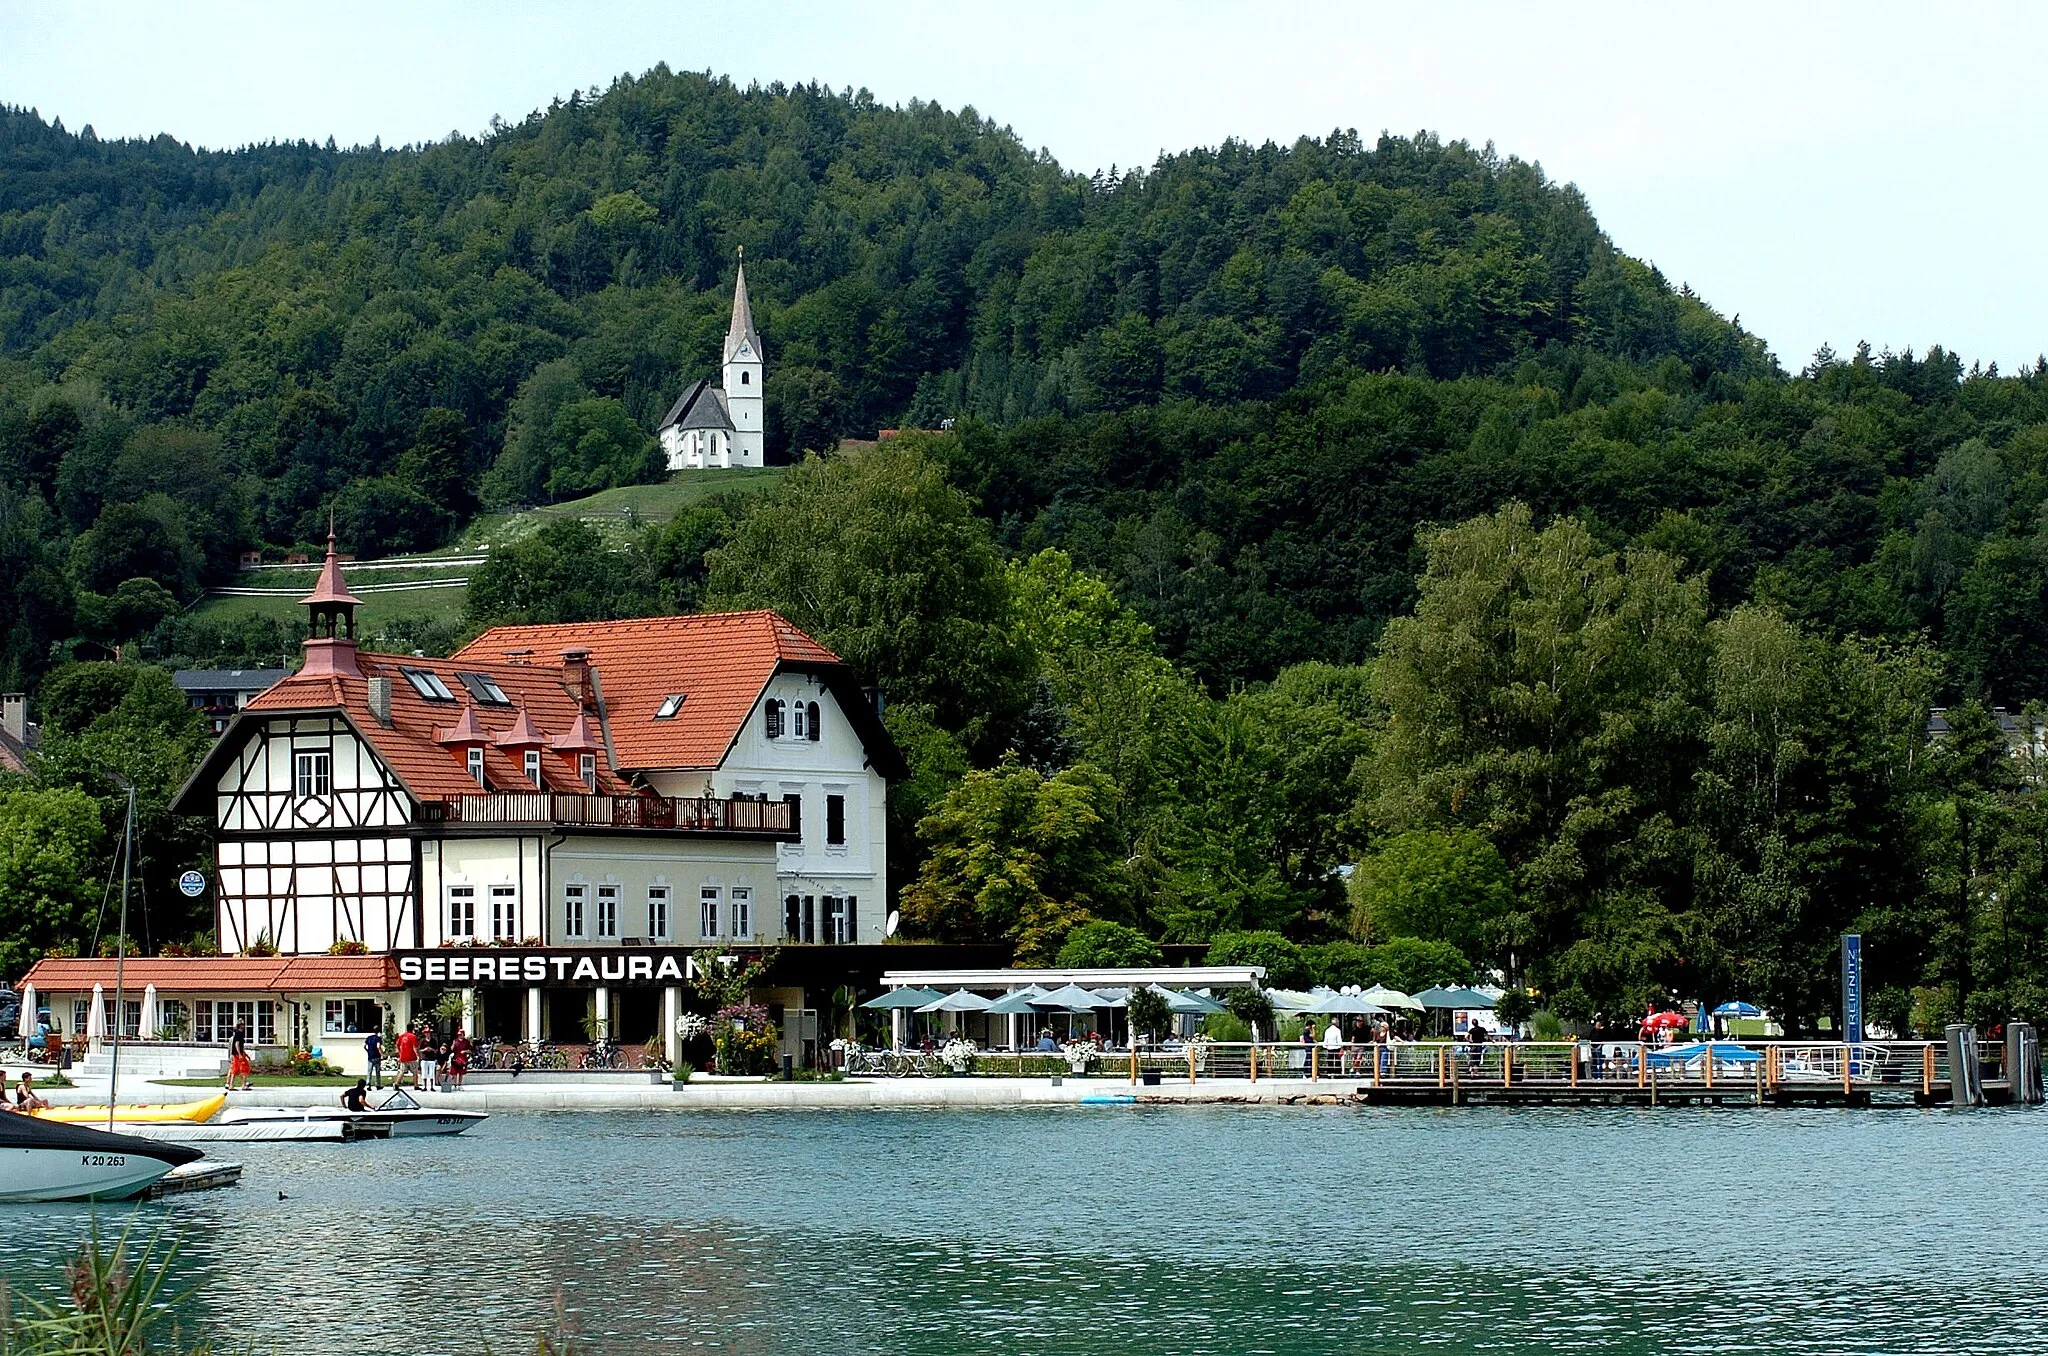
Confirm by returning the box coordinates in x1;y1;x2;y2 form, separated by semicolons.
364;1028;384;1091
395;1024;419;1090
448;1028;470;1091
419;1032;440;1093
227;1024;253;1092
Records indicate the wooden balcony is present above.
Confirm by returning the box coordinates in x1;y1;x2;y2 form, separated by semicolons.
422;794;793;834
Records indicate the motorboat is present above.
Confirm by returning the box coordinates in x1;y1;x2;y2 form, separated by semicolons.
0;1112;204;1201
35;1094;227;1125
214;1090;487;1138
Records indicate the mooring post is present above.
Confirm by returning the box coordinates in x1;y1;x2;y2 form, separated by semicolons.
2007;1021;2043;1104
1946;1023;1983;1107
1922;1044;1934;1099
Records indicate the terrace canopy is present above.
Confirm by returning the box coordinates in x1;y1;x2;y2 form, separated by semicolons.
1154;986;1229;1015
1037;984;1112;1011
983;990;1050;1016
1359;985;1423;1012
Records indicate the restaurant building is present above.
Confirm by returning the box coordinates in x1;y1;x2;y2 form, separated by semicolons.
20;533;920;1074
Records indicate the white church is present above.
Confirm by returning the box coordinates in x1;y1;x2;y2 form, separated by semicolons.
659;254;765;469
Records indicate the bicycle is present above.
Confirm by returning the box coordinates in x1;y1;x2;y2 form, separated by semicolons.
580;1037;627;1070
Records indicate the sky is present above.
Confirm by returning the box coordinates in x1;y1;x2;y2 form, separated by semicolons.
3;1;2043;371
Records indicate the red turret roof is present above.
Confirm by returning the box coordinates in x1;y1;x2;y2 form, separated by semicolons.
492;709;549;747
433;706;490;746
300;528;362;608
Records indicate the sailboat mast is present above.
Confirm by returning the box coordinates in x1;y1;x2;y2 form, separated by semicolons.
108;783;134;1135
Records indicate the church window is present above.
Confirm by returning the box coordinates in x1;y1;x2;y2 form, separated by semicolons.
402;668;455;701
741;371;750;385
765;699;784;739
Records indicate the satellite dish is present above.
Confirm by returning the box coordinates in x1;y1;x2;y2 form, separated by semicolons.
885;910;900;938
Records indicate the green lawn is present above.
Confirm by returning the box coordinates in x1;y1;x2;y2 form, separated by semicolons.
189;469;787;632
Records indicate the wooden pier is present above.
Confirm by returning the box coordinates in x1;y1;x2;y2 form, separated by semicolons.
1121;1038;2033;1110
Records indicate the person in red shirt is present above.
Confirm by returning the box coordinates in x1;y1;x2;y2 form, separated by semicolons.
396;1026;420;1089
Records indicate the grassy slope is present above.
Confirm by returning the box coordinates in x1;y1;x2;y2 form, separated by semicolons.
186;468;788;627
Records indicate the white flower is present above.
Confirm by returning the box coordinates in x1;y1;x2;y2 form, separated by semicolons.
939;1038;978;1073
675;1013;708;1039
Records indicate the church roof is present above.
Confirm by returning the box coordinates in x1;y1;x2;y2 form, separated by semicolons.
723;259;763;365
656;378;733;434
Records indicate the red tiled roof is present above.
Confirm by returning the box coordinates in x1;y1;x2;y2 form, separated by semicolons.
18;955;402;994
239;651;637;801
455;611;842;771
301;530;363;608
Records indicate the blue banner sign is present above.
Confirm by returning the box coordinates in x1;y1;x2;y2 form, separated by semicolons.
1841;933;1864;1042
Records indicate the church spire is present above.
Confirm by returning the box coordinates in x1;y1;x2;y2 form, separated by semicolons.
723;248;762;365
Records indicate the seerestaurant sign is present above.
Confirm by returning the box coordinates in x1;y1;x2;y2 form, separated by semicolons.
393;948;718;987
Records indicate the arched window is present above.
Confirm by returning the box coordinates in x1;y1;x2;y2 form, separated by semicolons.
807;702;821;741
741;370;750;385
792;703;806;739
764;698;784;739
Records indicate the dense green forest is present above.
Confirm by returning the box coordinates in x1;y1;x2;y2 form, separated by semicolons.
4;68;2048;1033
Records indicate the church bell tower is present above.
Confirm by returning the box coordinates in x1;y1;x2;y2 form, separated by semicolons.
721;249;765;466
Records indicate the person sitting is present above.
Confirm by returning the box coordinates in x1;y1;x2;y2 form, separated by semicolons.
16;1072;47;1112
339;1079;370;1112
1035;1030;1058;1053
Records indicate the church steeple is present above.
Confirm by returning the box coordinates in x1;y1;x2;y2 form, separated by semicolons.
720;247;765;465
298;520;362;677
724;247;762;365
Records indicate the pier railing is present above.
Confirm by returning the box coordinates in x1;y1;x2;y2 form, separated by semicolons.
859;1039;1966;1099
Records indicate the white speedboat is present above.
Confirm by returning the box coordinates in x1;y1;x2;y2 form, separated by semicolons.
214;1090;486;1138
0;1112;206;1201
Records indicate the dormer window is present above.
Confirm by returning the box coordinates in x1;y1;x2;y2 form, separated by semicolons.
466;746;484;786
457;672;511;705
524;749;542;787
655;693;686;720
764;698;784;739
579;753;597;792
403;668;455;701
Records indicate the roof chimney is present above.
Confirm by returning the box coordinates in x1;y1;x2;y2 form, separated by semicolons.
562;648;592;705
366;677;392;728
2;693;26;744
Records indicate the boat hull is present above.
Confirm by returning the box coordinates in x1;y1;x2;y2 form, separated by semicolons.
0;1119;203;1202
215;1107;487;1137
0;1146;178;1202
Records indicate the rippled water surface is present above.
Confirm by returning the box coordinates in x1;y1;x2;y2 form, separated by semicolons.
0;1104;2038;1353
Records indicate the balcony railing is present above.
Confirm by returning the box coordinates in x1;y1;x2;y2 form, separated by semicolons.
426;794;793;833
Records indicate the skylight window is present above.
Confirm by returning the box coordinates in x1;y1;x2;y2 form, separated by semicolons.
457;672;511;705
401;668;455;701
654;693;686;719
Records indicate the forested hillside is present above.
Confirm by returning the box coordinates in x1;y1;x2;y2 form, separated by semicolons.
4;68;2048;1032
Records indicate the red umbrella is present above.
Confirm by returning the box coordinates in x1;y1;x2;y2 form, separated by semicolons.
1642;1010;1688;1031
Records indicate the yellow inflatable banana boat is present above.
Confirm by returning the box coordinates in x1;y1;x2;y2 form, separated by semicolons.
33;1094;227;1125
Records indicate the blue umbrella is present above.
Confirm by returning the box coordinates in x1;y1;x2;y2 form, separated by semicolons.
1712;1001;1764;1018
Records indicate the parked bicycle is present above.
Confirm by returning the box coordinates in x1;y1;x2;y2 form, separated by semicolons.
580;1036;628;1070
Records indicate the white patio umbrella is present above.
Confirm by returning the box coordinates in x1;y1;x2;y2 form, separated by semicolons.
1359;985;1425;1012
86;982;105;1043
916;990;993;1014
141;984;159;1041
16;983;34;1038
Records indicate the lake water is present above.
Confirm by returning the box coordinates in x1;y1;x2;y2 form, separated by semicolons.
0;1104;2038;1354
